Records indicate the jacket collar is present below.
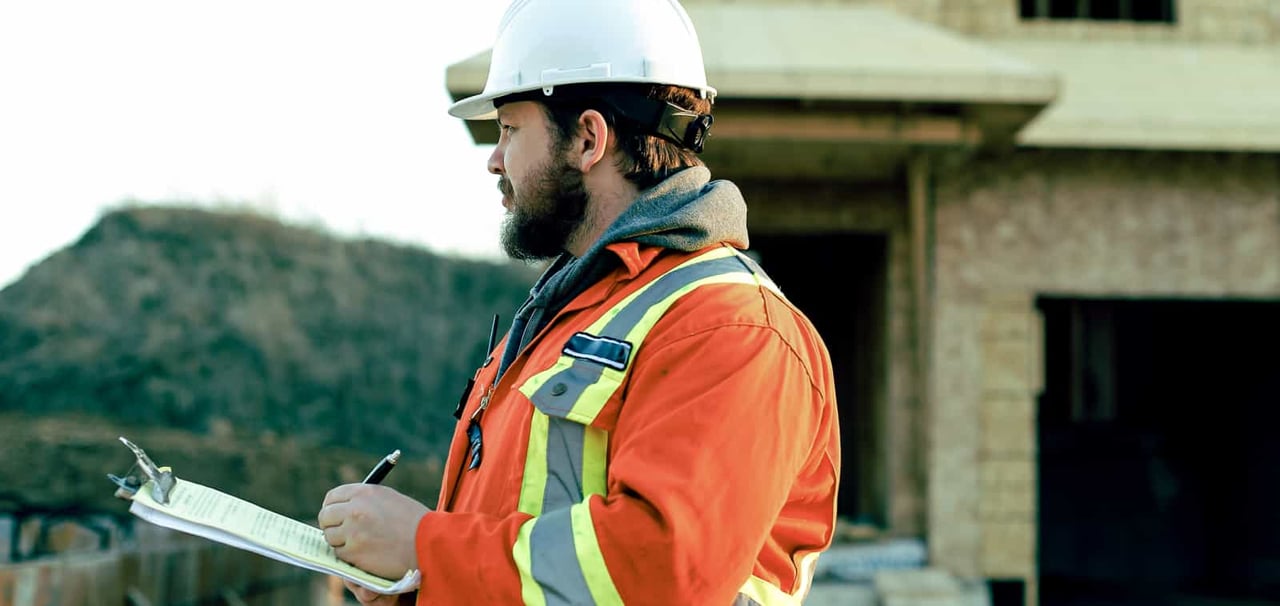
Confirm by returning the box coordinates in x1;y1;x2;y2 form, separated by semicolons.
551;242;662;317
603;241;660;280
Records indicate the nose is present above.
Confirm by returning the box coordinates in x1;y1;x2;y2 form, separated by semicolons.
487;145;504;176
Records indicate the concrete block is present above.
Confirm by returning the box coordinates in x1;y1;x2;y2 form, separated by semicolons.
883;597;968;606
979;458;1034;491
981;521;1035;577
981;394;1035;455
876;568;968;606
1029;308;1044;392
981;304;1033;341
875;567;961;594
938;7;976;33
977;483;1035;521
981;339;1035;392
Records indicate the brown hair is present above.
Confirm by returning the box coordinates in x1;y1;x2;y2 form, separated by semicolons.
538;84;713;191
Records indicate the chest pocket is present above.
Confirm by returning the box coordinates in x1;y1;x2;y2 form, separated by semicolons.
512;246;780;516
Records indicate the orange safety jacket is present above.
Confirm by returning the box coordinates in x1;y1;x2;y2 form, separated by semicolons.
415;242;840;605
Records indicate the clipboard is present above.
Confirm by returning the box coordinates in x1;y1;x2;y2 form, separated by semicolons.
108;436;421;595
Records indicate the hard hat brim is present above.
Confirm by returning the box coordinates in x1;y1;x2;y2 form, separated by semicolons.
448;79;717;121
448;90;507;121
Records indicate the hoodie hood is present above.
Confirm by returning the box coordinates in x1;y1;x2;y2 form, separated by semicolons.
602;166;748;252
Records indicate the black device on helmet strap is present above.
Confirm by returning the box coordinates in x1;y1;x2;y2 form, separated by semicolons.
607;94;714;154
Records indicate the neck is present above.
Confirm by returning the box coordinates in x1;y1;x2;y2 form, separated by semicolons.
566;168;639;257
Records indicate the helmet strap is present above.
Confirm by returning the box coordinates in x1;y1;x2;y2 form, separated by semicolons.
496;86;714;153
606;95;714;154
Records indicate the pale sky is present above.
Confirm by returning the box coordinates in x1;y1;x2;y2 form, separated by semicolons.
0;1;514;290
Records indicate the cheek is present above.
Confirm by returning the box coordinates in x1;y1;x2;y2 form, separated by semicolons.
504;151;522;182
503;145;536;191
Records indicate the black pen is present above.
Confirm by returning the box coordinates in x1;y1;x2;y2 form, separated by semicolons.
362;449;401;484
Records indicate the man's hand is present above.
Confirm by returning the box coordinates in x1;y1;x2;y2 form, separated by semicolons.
342;580;416;606
318;483;430;579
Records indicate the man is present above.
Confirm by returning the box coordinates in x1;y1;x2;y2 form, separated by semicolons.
317;0;841;603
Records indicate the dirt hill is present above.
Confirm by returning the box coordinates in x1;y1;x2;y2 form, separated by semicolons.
0;205;536;510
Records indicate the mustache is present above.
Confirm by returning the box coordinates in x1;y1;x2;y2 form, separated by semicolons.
498;177;513;197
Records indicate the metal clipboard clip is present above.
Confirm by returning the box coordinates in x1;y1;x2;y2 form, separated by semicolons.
107;436;176;505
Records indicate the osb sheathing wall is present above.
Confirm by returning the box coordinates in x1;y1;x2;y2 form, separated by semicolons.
929;149;1280;588
740;180;928;536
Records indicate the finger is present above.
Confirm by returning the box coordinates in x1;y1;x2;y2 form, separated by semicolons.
317;500;352;529
322;523;347;548
322;483;363;507
343;580;380;604
333;542;354;566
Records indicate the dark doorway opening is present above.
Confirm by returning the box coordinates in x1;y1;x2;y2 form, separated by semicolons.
749;233;888;526
1038;298;1280;606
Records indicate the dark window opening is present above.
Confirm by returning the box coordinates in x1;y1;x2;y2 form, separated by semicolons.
989;579;1027;606
1037;298;1280;605
749;233;888;528
1019;0;1176;23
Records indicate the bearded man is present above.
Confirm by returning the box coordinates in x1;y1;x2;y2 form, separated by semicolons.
318;1;841;604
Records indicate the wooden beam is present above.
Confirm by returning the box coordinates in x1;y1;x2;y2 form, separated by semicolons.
711;109;983;146
907;153;933;537
462;102;987;149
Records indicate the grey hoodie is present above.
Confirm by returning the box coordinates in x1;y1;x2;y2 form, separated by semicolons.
494;166;749;381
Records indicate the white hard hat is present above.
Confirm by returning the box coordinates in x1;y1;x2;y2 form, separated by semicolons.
448;0;717;121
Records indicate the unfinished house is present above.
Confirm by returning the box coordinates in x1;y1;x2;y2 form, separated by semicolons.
448;1;1280;604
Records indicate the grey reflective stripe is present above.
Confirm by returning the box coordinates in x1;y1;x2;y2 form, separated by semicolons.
527;254;752;418
542;416;586;514
529;508;593;606
600;254;750;341
733;593;764;606
528;355;607;418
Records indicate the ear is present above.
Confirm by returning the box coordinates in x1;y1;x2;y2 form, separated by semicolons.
574;109;611;173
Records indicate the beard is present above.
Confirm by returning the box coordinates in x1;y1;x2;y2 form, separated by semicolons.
498;151;590;262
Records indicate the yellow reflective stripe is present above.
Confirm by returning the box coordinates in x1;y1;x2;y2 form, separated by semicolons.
520;246;767;428
516;248;740;408
517;410;551;516
582;427;609;497
513;518;545;606
563;366;624;425
521;248;739;388
563;271;760;424
518;356;570;400
618;272;758;345
794;551;821;602
571;500;625;605
748;267;783;297
738;575;801;606
580;246;740;335
681;244;739;266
